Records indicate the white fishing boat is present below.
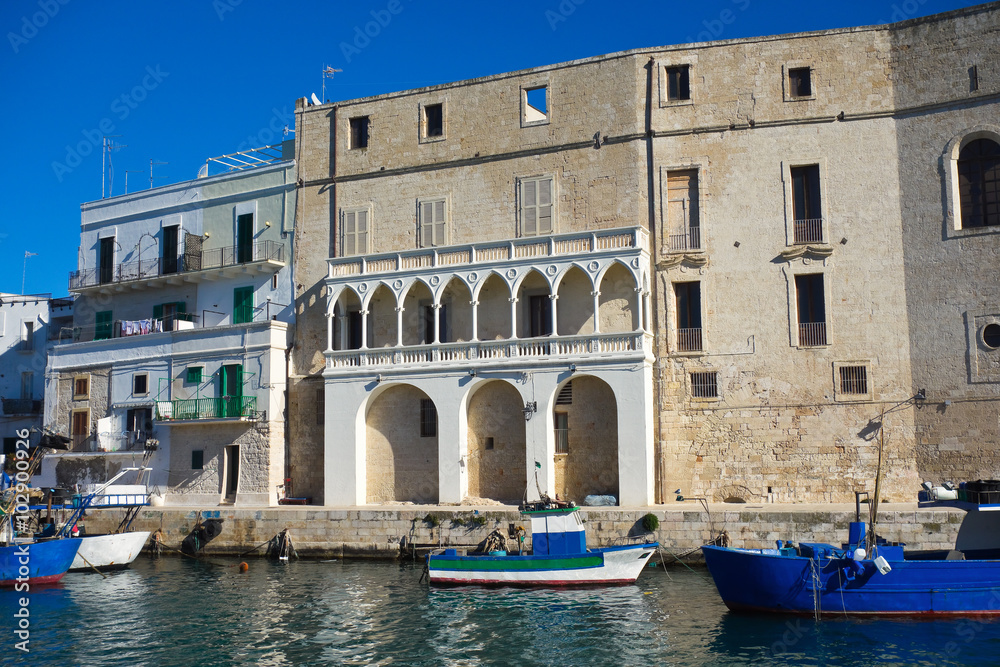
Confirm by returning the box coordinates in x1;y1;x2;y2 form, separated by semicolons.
72;530;151;571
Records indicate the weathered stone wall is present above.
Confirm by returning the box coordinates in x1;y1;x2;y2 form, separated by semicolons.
365;384;439;503
553;375;619;502
466;380;526;503
84;504;964;560
53;366;111;448
892;5;1000;483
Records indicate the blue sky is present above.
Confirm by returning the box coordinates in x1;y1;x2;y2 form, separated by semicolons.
0;0;978;298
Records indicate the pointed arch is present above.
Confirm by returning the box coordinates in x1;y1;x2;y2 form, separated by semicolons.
466;379;526;503
598;262;640;333
555;265;593;336
476;272;513;341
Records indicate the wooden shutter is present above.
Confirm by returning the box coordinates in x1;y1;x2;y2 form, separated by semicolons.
420;200;447;247
523;180;537;235
356;210;368;254
343;211;356;256
537;178;552;233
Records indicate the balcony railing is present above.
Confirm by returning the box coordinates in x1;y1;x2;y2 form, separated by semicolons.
668;227;701;252
327;331;651;370
329;227;648;278
71;430;154;453
69;240;285;290
1;398;41;415
676;328;703;352
793;218;824;245
155;396;257;421
798;322;827;347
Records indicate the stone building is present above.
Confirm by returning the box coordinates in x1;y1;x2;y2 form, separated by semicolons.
41;152;296;505
286;3;999;507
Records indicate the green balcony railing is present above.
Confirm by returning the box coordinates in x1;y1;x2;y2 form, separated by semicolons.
154;396;256;421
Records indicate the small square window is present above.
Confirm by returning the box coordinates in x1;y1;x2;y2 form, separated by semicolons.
484;436;495;451
349;116;369;149
73;376;89;399
192;450;204;470
691;372;718;398
788;67;812;98
420;399;437;438
423;103;443;138
666;65;690;101
839;366;869;395
133;373;148;396
186;367;203;384
522;85;548;126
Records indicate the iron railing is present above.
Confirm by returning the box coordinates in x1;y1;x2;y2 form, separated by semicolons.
793;218;824;244
668;227;701;251
676;328;703;352
798;322;827;347
69;240;285;290
155;396;257;421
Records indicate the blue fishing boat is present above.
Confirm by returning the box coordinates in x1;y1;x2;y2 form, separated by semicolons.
425;501;658;587
0;539;82;586
702;506;1000;616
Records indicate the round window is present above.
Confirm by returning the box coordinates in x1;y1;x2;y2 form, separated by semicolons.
984;323;1000;349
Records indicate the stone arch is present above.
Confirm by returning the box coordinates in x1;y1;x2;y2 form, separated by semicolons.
401;280;436;346
368;283;397;348
440;276;473;343
476;272;512;341
598;262;639;333
555;265;594;336
466;379;526;503
332;287;364;350
365;383;439;504
516;268;552;338
552;374;619;504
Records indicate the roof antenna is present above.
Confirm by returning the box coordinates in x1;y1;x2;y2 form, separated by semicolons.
322;65;341;103
102;136;126;198
149;159;168;189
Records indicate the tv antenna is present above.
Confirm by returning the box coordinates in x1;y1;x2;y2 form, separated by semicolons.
102;136;126;199
322;65;341;102
149;159;168;189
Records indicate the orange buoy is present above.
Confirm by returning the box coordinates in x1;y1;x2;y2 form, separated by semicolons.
239;562;249;572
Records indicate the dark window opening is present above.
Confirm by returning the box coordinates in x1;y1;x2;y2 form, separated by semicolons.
691;372;718;398
958;138;1000;229
315;388;325;426
236;213;253;263
133;374;148;395
795;274;827;346
674;282;703;352
970;65;980;92
983;323;1000;349
484;436;495;451
839;366;868;395
666;65;690;101
99;237;115;284
192;449;204;470
162;225;179;274
529;294;553;337
791;164;823;243
789;67;812;97
126;407;153;442
350;116;369;149
424;103;443;137
420;399;437;438
556;381;573;406
347;310;363;350
554;412;569;453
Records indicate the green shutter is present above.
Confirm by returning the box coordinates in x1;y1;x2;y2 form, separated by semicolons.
95;311;113;340
234;287;253;324
152;304;163;321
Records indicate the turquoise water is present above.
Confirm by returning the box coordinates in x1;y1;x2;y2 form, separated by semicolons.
4;557;1000;666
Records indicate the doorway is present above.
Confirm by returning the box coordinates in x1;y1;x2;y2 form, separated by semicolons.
224;445;239;500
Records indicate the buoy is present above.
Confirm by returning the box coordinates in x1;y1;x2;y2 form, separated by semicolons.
239;562;249;572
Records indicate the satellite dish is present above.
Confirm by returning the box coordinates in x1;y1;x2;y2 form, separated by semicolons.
196;164;209;179
310;93;322;105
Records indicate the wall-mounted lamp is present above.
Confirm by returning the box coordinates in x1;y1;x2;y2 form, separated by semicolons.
375;374;383;384
944;399;952;407
569;364;576;373
522;401;537;421
265;220;272;227
468;369;477;377
203;232;211;239
915;388;926;400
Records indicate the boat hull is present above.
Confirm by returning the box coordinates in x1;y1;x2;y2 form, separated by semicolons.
70;531;151;571
702;544;1000;616
0;539;82;586
428;543;658;586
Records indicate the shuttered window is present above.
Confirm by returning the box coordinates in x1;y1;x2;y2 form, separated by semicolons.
521;176;553;236
667;170;700;250
418;199;448;248
342;209;370;256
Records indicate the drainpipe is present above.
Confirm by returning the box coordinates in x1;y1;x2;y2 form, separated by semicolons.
644;55;663;505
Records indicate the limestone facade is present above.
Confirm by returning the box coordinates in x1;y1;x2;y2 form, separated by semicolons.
290;4;1000;506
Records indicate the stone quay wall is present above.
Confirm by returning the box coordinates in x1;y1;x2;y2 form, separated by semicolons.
81;503;965;562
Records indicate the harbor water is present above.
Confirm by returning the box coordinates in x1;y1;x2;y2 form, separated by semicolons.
4;556;1000;666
